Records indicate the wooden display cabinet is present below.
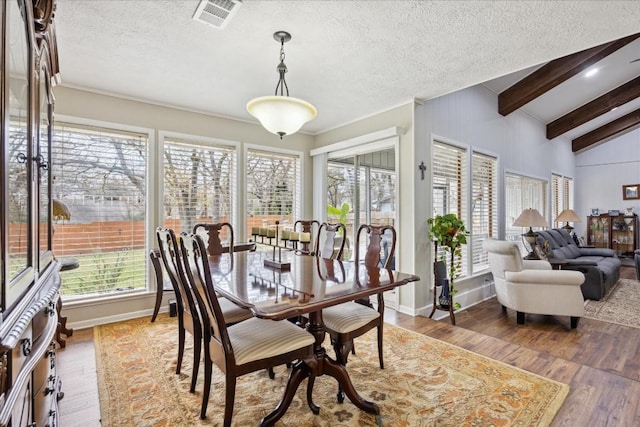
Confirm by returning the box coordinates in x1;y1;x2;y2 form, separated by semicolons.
0;1;62;425
587;213;638;257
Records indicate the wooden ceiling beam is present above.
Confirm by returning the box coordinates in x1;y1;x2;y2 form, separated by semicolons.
547;76;640;139
498;33;640;116
572;108;640;152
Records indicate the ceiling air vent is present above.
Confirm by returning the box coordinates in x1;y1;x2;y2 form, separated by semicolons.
192;0;242;29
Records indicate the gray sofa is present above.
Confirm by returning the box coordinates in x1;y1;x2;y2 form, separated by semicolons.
535;228;621;300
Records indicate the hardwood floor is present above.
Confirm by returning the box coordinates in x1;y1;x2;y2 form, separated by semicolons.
57;266;640;426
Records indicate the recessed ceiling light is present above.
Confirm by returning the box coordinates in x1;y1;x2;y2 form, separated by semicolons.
585;68;599;78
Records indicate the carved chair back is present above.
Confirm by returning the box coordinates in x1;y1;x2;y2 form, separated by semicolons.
193;222;234;256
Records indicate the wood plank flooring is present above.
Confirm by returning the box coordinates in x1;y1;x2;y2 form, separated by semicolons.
57;266;640;426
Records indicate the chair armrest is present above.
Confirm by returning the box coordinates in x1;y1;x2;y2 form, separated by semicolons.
522;260;552;270
565;259;598;266
505;269;584;286
578;247;616;257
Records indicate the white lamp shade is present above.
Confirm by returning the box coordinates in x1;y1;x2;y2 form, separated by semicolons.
246;95;317;137
555;209;581;223
513;208;548;228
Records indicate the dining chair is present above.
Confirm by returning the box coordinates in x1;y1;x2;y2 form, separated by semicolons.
156;228;252;393
179;232;315;424
321;224;397;403
314;222;347;260
193;222;234;256
149;249;176;323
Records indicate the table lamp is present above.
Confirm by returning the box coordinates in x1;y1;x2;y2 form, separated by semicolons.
513;208;548;259
555;209;581;232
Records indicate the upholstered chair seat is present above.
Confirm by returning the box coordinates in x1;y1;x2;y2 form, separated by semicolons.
226;317;315;365
322;303;380;333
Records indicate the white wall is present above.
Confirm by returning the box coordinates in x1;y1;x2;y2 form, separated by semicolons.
416;84;576;315
575;129;640;240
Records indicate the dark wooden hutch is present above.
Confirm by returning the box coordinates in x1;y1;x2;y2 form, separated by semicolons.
1;0;62;425
587;213;638;258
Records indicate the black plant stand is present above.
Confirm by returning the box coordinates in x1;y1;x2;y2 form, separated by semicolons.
428;246;456;325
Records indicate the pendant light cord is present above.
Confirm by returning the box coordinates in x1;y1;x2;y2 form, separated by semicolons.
274;36;289;96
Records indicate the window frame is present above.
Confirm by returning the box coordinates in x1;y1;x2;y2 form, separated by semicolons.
242;143;304;243
504;170;548;255
159;131;239;234
470;150;498;274
551;173;574;227
430;138;499;278
52;116;154;300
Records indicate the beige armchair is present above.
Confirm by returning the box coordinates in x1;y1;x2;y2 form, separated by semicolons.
483;238;585;329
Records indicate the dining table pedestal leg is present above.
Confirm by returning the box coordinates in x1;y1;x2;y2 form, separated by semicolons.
260;311;380;427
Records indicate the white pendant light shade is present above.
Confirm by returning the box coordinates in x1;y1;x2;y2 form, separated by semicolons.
247;31;317;138
246;95;317;137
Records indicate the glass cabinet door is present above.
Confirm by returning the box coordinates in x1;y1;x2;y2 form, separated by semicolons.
38;60;54;270
6;0;35;309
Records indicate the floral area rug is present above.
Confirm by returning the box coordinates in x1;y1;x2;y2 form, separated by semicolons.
584;278;640;328
94;315;569;427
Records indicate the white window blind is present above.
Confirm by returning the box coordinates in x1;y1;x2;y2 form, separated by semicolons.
471;152;497;272
552;174;573;227
551;173;561;227
564;177;573;210
505;172;547;255
432;141;468;278
52;122;148;298
246;149;301;236
163;138;236;236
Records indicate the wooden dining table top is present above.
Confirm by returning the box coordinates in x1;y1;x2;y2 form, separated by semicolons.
207;249;420;321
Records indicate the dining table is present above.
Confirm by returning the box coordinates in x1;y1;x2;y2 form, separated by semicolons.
207;247;420;426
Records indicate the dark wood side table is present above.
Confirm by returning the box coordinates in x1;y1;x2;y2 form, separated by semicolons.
56;258;78;347
547;258;568;270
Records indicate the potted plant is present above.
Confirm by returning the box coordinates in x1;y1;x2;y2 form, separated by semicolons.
427;213;469;310
327;202;350;230
327;202;351;257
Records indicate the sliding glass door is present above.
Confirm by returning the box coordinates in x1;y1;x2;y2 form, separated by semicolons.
327;149;396;264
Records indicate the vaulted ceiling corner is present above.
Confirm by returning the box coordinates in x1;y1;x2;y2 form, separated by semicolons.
498;33;640;116
494;32;640;152
547;76;640;139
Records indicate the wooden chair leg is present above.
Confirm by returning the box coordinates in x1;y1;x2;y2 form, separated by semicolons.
224;375;237;427
176;327;185;374
190;334;202;393
377;324;384;369
200;357;212;419
151;286;163;322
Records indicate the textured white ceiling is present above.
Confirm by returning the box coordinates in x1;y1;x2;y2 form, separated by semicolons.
54;1;640;135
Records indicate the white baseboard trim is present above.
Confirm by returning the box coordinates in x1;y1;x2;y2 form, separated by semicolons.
67;308;158;330
415;280;495;320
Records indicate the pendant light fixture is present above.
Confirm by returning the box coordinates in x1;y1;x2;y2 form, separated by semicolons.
246;31;317;138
